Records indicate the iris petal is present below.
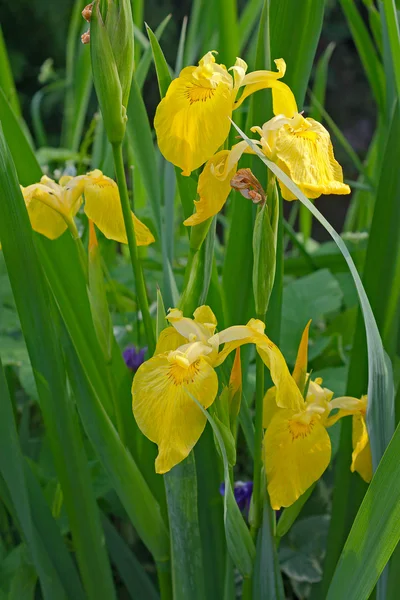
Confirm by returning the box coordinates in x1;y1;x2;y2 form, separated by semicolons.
213;320;304;411
22;184;68;240
264;409;331;509
154;66;233;176
83;171;155;245
351;412;373;483
183;151;237;226
132;354;218;473
275;118;351;200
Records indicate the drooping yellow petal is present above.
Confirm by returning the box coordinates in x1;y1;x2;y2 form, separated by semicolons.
21;184;69;240
234;59;297;117
183;151;238;226
264;409;331;509
212;320;304;411
83;171;155;245
154;54;234;176
325;395;367;427
132;353;218;473
351;411;372;483
183;141;254;226
292;320;311;394
274;117;351;200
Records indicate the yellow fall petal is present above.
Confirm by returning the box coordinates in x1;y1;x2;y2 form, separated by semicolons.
351;411;372;483
83;171;155;245
264;409;331;509
132;353;218;473
154;53;234;176
292;320;311;393
22;184;69;240
183;150;237;226
274;117;351;200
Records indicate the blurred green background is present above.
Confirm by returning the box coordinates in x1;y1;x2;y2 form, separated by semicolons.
0;0;375;233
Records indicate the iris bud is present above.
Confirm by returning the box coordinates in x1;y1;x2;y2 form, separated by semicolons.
89;0;134;144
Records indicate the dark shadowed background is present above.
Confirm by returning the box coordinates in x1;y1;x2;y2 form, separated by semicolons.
0;0;375;235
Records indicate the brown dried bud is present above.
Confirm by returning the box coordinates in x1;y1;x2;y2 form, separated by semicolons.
81;29;91;44
230;168;266;205
82;3;94;22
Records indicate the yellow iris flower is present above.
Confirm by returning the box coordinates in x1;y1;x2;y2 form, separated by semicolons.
132;305;220;474
154;52;291;176
261;322;371;510
326;394;372;483
131;307;299;474
21;170;154;245
182;67;350;227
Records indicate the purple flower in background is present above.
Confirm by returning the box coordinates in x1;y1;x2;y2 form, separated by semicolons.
220;480;253;512
123;346;147;372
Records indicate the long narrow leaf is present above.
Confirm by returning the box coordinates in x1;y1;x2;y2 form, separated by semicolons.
232;119;394;466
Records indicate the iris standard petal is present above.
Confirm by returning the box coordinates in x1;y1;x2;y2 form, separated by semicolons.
234;59;297;117
264;409;331;509
155;327;187;354
351;412;373;483
132;354;218;473
213;320;304;411
275;118;351;200
154;65;233;176
166;306;217;342
83;171;155;245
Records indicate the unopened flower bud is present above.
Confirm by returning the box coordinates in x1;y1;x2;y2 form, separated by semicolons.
89;0;134;144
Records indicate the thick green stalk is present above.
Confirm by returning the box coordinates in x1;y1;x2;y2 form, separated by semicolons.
157;561;173;600
251;342;266;541
111;142;155;354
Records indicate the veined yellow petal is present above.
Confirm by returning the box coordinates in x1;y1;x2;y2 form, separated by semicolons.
132;354;218;473
155;326;187;355
275;117;351;200
351;411;372;483
83;171;155;245
154;60;234;176
264;409;331;509
22;184;69;240
183;150;238;226
292;320;311;393
213;320;304;411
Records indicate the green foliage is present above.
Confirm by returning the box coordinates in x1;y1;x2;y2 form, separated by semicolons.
0;2;399;599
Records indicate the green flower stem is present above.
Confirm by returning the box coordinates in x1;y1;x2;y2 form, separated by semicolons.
242;337;266;600
111;142;155;355
156;560;173;600
251;333;266;541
